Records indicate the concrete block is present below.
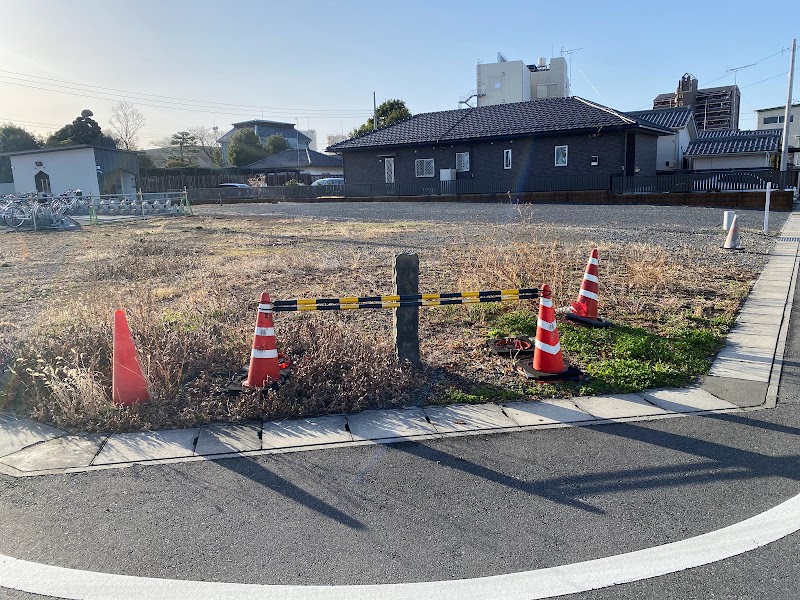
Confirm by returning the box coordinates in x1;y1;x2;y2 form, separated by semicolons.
700;376;768;408
195;423;261;455
572;394;668;419
262;415;352;449
723;333;777;349
424;403;519;433
0;435;105;471
708;357;771;383
640;388;738;413
716;345;775;363
0;417;64;458
347;407;437;442
93;429;199;465
501;399;596;426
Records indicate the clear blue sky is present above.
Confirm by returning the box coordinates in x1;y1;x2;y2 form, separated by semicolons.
0;0;797;149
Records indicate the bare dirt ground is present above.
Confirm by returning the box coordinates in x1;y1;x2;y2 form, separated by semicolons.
0;202;788;431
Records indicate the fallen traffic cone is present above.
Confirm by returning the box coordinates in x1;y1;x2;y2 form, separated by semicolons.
244;292;282;388
564;248;612;328
723;214;744;250
112;310;151;406
517;285;582;382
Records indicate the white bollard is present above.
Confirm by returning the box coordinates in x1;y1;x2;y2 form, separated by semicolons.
763;182;771;235
723;210;735;231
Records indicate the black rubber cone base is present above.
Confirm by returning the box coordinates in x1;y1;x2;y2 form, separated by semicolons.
564;312;613;328
516;358;583;382
487;337;535;357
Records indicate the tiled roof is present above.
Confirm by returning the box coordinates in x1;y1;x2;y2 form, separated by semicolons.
245;148;343;169
685;129;781;156
627;107;694;129
328;97;670;151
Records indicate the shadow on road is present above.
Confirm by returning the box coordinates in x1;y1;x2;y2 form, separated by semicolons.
216;455;367;530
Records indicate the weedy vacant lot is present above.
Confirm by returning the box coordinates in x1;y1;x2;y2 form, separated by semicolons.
0;202;787;432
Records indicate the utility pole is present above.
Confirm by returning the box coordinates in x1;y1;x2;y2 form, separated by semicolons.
373;92;378;131
780;38;796;172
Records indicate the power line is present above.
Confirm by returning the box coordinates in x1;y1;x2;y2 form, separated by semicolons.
699;47;788;87
0;69;371;116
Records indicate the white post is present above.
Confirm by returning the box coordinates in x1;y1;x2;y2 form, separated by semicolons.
723;210;735;231
764;182;772;235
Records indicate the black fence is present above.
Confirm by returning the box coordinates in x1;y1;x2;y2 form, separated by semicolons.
611;169;797;194
138;168;341;192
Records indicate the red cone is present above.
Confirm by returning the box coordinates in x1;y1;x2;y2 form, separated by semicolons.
112;310;151;406
518;285;582;381
244;292;281;388
565;248;612;327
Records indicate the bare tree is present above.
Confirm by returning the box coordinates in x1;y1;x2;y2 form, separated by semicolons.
187;125;222;166
109;102;146;150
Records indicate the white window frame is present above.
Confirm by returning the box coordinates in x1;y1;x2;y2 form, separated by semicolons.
415;158;435;178
590;155;599;166
555;145;568;167
503;149;512;170
455;152;470;172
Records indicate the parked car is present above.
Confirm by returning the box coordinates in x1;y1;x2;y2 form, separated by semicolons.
218;183;250;188
311;178;345;186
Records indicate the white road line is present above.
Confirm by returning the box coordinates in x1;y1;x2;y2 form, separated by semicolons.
2;491;800;600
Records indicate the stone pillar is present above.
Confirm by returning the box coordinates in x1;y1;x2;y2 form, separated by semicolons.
393;253;421;367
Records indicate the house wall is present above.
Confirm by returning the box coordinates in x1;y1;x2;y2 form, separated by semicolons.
755;105;799;143
0;183;15;194
342;131;662;185
691;155;770;170
655;133;683;170
10;148;99;195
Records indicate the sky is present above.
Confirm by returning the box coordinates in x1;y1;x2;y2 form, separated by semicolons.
0;0;797;150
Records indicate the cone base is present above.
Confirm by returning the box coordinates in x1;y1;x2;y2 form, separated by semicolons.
722;245;744;251
487;337;535;357
516;359;583;382
564;312;613;328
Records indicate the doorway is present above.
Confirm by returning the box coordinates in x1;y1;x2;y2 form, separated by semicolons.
34;171;51;193
625;133;636;175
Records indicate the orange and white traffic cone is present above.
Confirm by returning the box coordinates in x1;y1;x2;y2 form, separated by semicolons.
112;310;151;406
723;214;744;250
243;292;282;388
564;248;612;327
518;285;582;382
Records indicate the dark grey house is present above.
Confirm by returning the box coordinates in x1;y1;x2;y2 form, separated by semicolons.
327;97;671;190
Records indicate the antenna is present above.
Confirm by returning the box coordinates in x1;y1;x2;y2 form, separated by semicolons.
560;47;583;96
726;62;756;86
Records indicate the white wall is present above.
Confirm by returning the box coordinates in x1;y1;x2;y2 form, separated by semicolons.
656;128;693;171
692;155;770;170
302;166;343;176
477;60;530;106
0;182;15;194
10;148;99;195
530;57;568;99
755;106;799;143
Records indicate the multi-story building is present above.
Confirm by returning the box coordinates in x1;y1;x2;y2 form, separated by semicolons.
325;134;348;154
755;104;799;156
654;73;740;131
462;52;569;108
217;120;311;165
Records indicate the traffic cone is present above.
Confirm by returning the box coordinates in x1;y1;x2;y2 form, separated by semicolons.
723;214;744;250
517;285;582;382
244;292;282;388
112;310;151;406
564;248;612;328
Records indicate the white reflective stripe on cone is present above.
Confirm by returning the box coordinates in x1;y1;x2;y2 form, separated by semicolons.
583;273;599;283
534;339;561;354
251;349;279;359
589;258;599;265
255;327;275;337
537;318;557;332
540;297;553;307
258;303;273;312
579;289;599;300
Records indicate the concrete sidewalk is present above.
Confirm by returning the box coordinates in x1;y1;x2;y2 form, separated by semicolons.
2;212;799;478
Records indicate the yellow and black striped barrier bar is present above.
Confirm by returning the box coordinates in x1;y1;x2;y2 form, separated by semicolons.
272;288;539;312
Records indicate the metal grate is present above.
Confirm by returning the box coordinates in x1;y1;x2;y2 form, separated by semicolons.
455;152;470;172
415;158;435;178
776;237;800;242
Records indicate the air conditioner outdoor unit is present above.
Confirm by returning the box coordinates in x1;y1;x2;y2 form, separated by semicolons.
440;169;456;181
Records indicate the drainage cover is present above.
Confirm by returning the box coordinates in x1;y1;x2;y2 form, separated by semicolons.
776;237;800;242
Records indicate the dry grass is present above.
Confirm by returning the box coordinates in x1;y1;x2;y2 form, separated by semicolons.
0;212;760;432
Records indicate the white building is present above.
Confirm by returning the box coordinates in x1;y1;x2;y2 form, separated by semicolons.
325;134;348;153
684;129;782;170
299;129;317;152
755;103;800;159
467;52;569;107
7;145;140;196
627;107;697;171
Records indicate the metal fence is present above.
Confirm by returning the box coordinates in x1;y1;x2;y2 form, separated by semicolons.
611;169;797;194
